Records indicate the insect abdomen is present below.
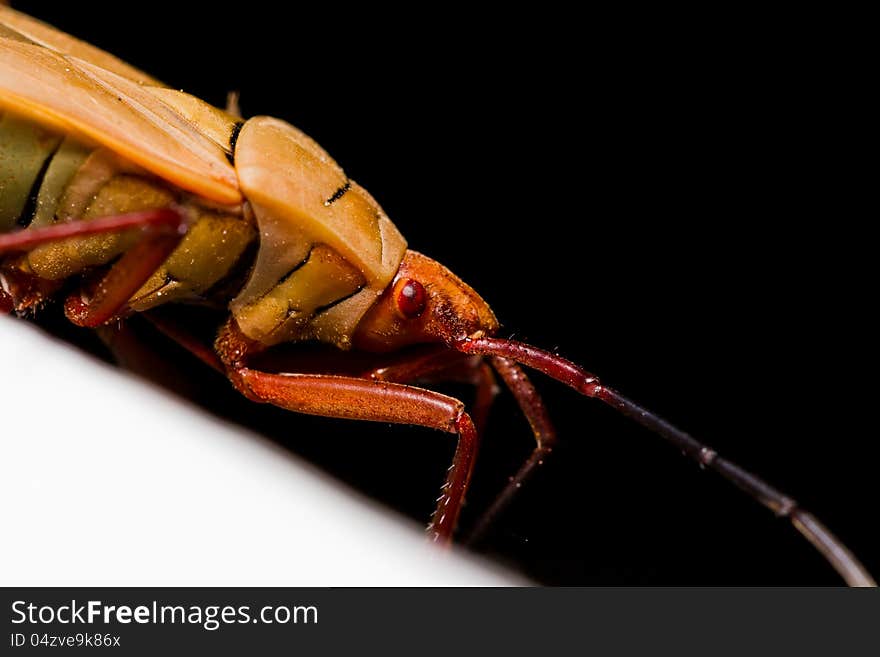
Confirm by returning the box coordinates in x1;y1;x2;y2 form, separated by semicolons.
0;112;256;310
0;111;62;230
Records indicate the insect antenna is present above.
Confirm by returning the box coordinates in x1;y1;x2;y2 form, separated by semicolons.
456;336;876;587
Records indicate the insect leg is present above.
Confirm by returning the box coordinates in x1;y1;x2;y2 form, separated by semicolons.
0;288;11;314
0;208;188;328
466;356;557;545
152;320;495;543
91;320;214;404
370;351;554;545
0;265;60;313
0;208;188;325
0;209;186;254
367;351;499;438
141;307;225;373
369;354;500;528
466;361;499;444
231;367;478;543
62;210;189;327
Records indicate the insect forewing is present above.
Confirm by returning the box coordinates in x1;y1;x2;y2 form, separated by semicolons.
0;38;240;204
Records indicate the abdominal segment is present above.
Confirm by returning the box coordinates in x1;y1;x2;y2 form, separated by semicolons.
0;112;255;311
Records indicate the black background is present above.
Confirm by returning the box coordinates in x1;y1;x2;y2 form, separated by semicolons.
12;2;876;584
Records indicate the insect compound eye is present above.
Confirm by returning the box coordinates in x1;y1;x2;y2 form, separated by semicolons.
394;278;427;319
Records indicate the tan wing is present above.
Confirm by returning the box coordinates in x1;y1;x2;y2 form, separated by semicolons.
0;5;162;86
0;38;241;204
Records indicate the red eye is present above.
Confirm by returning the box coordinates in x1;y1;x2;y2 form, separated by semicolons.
395;279;427;319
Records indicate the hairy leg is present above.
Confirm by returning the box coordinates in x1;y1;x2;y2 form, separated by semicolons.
234;367;478;542
0;208;188;326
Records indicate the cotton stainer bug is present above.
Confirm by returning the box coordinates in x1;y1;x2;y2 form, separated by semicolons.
0;6;874;586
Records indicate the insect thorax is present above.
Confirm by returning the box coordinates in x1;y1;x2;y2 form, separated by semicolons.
227;116;407;350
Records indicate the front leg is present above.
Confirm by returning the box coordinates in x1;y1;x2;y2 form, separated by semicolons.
366;349;499;439
234;367;478;543
374;348;561;545
216;319;480;542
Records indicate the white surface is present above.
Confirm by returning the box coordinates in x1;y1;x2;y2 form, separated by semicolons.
0;317;520;585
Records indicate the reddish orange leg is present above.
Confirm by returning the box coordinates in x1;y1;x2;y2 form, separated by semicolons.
376;349;557;544
154;319;494;543
143;307;225;373
0;208;188;326
467;356;557;544
370;354;499;536
0;209;186;253
368;351;499;438
63;211;188;327
0;265;62;314
0;288;11;314
468;361;499;443
212;321;480;543
235;368;478;543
